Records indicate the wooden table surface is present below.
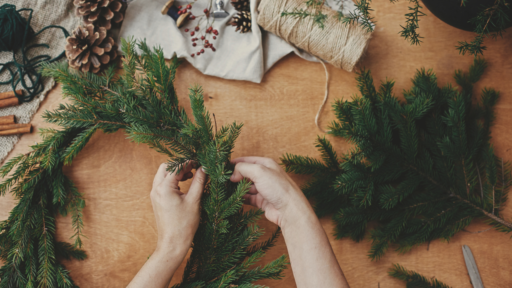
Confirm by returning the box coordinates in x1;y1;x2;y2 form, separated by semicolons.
2;1;512;287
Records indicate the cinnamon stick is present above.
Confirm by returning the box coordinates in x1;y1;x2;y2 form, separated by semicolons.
0;125;32;136
0;97;20;108
0;115;15;125
0;123;31;131
0;90;23;100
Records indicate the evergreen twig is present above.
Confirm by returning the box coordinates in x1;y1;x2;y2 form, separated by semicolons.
282;57;512;260
389;263;452;288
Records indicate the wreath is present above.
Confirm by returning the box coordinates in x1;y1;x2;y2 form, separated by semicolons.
0;39;286;288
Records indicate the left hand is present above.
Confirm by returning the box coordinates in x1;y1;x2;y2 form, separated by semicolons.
151;162;206;255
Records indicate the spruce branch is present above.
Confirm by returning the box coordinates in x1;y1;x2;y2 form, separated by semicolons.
456;0;511;56
283;57;512;260
345;0;510;55
341;0;375;33
398;0;425;45
389;263;452;288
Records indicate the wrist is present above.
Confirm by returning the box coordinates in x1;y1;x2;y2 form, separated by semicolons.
155;240;190;259
279;194;318;233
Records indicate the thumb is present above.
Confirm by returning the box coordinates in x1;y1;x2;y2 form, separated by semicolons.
187;167;206;204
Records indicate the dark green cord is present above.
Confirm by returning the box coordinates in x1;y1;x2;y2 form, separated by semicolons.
0;3;69;103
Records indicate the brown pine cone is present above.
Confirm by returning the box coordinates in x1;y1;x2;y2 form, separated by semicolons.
231;0;250;12
65;24;118;74
74;0;124;30
228;11;251;33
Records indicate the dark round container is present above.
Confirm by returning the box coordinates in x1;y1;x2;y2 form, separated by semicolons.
421;0;512;31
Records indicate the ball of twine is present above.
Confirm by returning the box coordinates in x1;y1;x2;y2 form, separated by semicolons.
0;4;35;52
257;0;372;72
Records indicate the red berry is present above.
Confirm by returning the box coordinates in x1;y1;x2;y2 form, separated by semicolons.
191;53;195;57
191;31;195;36
213;30;218;35
193;43;197;46
178;5;182;9
178;10;182;15
185;28;189;32
191;15;196;20
212;47;216;52
187;4;192;9
195;26;199;31
204;8;208;13
200;49;204;53
201;36;205;40
196;52;200;55
205;40;209;44
213;36;216;39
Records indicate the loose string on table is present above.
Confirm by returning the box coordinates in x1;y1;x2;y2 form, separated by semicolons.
0;4;69;103
315;57;331;134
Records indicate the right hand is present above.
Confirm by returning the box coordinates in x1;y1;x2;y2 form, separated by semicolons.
230;157;316;229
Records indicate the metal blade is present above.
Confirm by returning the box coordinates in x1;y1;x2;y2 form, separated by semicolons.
463;245;484;288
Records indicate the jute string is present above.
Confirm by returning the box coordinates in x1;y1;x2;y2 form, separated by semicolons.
257;0;372;132
315;57;330;133
257;0;372;72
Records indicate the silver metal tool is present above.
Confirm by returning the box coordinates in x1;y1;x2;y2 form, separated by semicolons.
212;0;229;18
462;245;484;288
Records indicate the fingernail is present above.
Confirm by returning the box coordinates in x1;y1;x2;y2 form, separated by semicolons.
200;167;205;172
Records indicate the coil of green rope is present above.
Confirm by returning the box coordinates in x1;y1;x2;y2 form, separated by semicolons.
0;3;69;103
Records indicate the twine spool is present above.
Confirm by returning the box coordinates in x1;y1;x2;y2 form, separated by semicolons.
161;0;190;28
257;0;372;72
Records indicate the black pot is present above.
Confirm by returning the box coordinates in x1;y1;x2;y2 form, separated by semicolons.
421;0;512;32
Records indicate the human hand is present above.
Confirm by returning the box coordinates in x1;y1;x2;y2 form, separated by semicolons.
230;157;315;230
150;162;206;256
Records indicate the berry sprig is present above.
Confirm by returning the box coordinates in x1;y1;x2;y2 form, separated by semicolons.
177;1;220;57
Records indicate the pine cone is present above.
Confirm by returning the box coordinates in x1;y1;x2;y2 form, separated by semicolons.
74;0;124;30
228;11;251;33
65;24;118;74
231;0;250;12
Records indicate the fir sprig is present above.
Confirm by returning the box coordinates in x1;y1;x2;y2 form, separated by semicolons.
341;0;375;33
282;57;512;260
389;263;451;288
399;0;425;45
345;0;510;55
281;0;347;29
0;39;286;287
456;0;511;56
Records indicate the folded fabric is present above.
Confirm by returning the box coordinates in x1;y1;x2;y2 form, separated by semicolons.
0;0;81;163
120;0;362;83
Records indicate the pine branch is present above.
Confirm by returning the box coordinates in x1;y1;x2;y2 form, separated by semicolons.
389;263;452;288
283;57;512;260
456;0;512;56
398;0;425;45
341;0;375;33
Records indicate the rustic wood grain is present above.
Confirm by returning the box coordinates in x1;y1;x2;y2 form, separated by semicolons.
2;1;512;287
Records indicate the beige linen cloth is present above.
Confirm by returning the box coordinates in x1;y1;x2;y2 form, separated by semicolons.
120;0;362;83
0;0;81;163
